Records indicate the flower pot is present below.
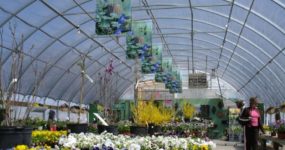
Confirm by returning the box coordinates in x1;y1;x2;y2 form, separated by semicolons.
184;118;190;122
97;125;118;135
278;132;285;139
0;126;32;149
130;126;148;136
67;123;88;133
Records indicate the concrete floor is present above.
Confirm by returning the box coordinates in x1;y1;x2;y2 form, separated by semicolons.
213;140;244;150
212;140;279;150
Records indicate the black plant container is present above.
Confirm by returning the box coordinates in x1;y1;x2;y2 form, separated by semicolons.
97;125;118;135
67;123;88;133
148;124;161;135
0;126;32;149
130;126;148;136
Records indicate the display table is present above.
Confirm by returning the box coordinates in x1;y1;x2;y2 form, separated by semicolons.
260;135;285;150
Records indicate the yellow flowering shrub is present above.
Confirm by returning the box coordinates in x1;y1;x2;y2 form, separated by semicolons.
32;130;67;146
132;100;174;126
182;102;195;119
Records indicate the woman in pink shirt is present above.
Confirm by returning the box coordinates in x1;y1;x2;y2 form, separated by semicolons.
241;97;264;150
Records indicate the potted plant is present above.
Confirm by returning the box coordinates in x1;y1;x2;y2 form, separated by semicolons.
130;100;149;135
117;120;131;135
131;100;174;136
67;54;91;133
182;102;195;122
149;106;174;135
0;24;38;149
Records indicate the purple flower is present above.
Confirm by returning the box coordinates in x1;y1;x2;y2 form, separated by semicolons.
127;31;133;36
93;147;100;150
115;29;122;35
118;14;126;24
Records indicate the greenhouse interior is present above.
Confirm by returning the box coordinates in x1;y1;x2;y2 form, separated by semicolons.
0;0;285;150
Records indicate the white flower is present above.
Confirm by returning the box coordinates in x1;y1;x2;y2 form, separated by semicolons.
63;135;77;148
58;132;216;150
105;139;114;148
129;143;141;150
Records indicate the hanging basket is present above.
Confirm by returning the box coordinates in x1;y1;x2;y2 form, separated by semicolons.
80;107;89;114
279;104;285;112
60;107;69;112
265;106;276;114
59;103;69;112
70;106;80;113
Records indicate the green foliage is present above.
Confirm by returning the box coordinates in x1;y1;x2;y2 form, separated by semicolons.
117;120;132;133
87;125;98;133
277;123;285;133
16;118;47;129
55;121;68;130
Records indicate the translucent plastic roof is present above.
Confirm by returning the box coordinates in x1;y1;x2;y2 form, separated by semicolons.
0;0;285;107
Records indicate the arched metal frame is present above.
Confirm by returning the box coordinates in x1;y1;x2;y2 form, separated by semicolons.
0;0;284;106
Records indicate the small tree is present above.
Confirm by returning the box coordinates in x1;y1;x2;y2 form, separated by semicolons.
131;100;174;126
0;23;25;126
0;22;38;126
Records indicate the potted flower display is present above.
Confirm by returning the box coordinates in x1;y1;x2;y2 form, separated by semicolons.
182;102;195;122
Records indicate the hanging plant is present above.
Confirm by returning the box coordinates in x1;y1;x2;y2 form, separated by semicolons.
70;106;80;113
265;106;276;114
280;104;285;113
59;103;69;112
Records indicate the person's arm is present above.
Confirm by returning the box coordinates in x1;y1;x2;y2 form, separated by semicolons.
238;108;251;126
258;113;265;134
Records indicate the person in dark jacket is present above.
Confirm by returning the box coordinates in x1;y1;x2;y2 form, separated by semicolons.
236;100;246;143
241;97;264;150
